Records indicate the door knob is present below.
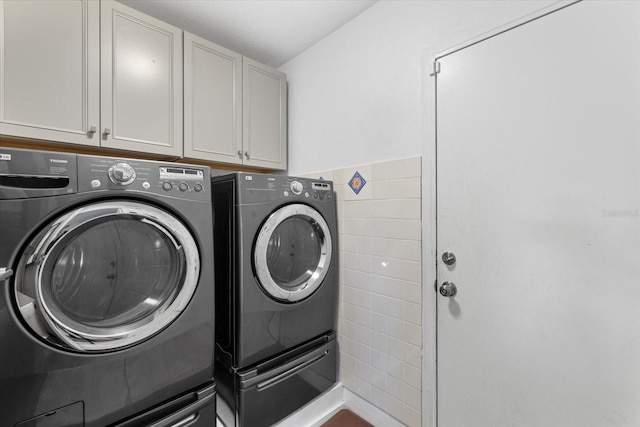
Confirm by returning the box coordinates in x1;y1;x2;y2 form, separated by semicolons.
439;281;457;297
442;251;456;266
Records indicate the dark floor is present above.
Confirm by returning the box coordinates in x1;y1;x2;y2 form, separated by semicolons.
321;409;373;427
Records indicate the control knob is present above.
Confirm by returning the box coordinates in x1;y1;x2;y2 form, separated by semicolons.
108;162;136;186
290;180;303;195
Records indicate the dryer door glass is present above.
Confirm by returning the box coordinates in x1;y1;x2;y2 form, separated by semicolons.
14;200;200;352
266;217;321;288
254;204;332;302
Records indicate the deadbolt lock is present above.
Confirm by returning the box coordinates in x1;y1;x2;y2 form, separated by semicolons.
442;251;456;266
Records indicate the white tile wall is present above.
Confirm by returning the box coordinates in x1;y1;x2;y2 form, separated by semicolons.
303;157;422;426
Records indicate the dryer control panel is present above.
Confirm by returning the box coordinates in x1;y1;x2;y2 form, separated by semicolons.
236;173;334;204
78;155;210;201
282;177;333;202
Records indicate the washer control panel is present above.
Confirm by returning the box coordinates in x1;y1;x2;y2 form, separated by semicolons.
78;155;210;201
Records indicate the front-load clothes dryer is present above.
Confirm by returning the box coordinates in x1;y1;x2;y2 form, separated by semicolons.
211;172;338;426
0;147;216;426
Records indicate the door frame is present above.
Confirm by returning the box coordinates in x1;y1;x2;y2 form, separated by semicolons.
420;1;580;425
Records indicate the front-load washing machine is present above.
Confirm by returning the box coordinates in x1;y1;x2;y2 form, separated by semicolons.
0;147;216;426
211;172;338;426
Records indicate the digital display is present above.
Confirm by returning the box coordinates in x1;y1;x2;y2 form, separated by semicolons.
312;182;331;191
159;167;204;180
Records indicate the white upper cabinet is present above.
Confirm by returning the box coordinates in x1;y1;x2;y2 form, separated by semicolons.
185;37;287;170
243;58;287;170
0;0;100;146
100;0;183;156
184;32;242;164
1;0;286;169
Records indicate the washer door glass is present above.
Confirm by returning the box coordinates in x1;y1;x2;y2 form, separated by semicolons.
14;200;200;352
254;204;332;302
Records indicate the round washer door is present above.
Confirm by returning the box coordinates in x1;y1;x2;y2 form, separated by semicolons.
254;204;332;302
13;200;200;352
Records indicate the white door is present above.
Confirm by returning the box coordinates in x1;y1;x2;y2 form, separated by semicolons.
100;0;183;156
436;2;640;426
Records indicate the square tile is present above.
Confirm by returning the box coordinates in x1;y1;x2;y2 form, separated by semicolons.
371;386;388;412
405;384;421;411
344;165;372;200
387;374;404;401
370;368;387;392
371;349;387;372
355;324;371;346
404;301;422;325
356;342;371;364
404;363;421;390
348;171;367;195
371;330;387;352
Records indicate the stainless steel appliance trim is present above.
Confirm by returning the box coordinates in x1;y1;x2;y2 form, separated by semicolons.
253;203;332;302
16;200;200;352
0;268;13;281
256;350;329;391
148;385;216;427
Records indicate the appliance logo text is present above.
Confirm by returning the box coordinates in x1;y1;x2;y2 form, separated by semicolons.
0;154;11;161
50;159;68;164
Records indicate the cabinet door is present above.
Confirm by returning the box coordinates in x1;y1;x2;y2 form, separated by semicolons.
0;0;99;146
100;0;182;156
242;58;287;170
184;32;242;164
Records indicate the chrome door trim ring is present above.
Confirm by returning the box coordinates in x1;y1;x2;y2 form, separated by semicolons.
254;203;332;302
16;200;200;352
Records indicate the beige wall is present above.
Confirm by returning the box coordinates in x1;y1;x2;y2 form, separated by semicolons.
304;156;422;425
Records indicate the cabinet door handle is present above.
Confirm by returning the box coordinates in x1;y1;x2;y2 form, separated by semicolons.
103;128;111;137
245;151;250;159
237;150;243;158
87;126;97;136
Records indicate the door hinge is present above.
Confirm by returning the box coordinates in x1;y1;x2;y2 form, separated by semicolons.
430;60;441;77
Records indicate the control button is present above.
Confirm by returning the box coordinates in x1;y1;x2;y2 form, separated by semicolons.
91;179;101;189
305;192;309;198
290;180;303;195
162;182;173;191
142;181;151;190
194;183;203;192
179;183;189;192
108;162;136;186
313;193;318;199
284;191;289;197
